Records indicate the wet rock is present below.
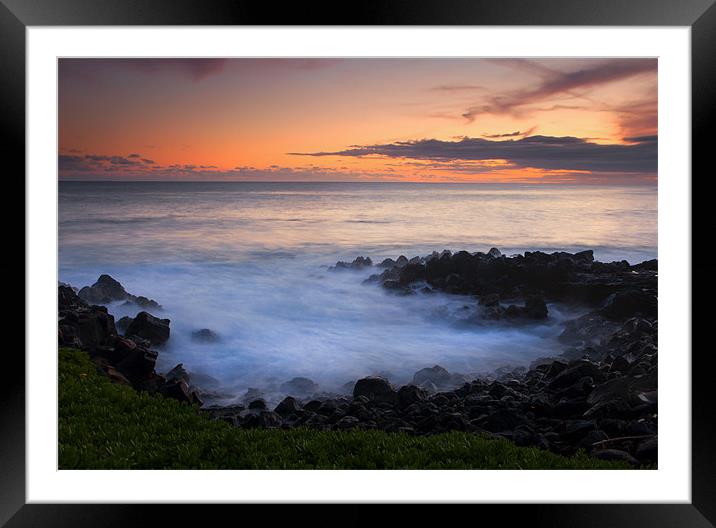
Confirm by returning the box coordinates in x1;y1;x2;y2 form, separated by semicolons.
396;385;427;409
78;274;128;304
116;316;134;334
280;377;319;396
560;313;621;348
126;296;161;310
126;311;170;345
601;290;657;321
274;396;301;416
487;247;502;258
303;400;323;412
331;256;373;270
165;363;190;384
248;399;267;411
59;285;86;309
412;365;451;388
59;304;117;349
241;387;263;403
547;359;603;390
116;347;158;383
243;411;282;428
505;295;548;320
191;328;220;343
353;376;396;404
158;379;202;406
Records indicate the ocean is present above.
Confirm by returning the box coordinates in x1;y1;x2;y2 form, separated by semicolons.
59;181;657;404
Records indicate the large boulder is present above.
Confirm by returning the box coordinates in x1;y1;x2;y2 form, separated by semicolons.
78;274;128;304
158;378;202;406
58;304;117;348
116;316;134;334
353;376;396;404
126;311;170;345
77;274;162;309
600;290;657;321
58;285;86;309
274;396;301;416
116;347;158;384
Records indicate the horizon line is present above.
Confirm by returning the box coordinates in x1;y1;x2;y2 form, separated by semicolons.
58;179;658;185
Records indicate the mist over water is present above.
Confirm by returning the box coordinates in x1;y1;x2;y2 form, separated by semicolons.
59;182;657;404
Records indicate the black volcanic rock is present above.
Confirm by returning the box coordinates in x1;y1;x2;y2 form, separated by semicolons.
77;274;162;309
126;311;170;345
274;396;301;415
280;377;319;396
116;316;134;334
191;328;220;343
353;376;396;404
600;290;657;321
158;378;202;406
412;365;451;388
330;256;373;270
78;274;128;304
505;295;548;320
366;248;656;311
59;302;117;349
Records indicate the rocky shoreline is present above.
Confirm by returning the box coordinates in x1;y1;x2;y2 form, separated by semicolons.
58;248;658;466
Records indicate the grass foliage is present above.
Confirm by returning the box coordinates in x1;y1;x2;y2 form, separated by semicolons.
59;348;629;469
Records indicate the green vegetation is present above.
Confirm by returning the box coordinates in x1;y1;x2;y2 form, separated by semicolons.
59;348;629;469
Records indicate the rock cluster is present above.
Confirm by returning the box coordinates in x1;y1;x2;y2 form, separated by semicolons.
204;314;656;465
58;280;200;406
201;248;658;465
330;256;373;270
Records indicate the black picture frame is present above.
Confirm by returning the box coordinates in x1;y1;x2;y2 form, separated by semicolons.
3;0;713;525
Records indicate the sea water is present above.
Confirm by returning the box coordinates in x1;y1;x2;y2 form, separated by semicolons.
59;181;657;403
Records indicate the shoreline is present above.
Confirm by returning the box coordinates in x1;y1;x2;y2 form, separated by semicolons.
58;247;657;465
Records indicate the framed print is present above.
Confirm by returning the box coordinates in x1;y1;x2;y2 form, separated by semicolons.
3;0;714;525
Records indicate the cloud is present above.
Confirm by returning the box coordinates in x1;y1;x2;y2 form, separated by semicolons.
432;84;484;92
290;134;657;174
60;58;228;82
482;126;537;139
59;152;405;182
462;59;657;122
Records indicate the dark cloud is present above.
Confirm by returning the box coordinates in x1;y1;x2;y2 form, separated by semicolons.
482;126;537;139
60;58;228;82
59;58;343;84
59;154;402;182
128;153;141;158
462;59;657;122
291;134;657;174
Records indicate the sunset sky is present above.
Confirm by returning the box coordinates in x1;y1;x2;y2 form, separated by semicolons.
59;58;657;183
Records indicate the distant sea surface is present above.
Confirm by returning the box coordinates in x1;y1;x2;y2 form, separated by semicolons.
59;181;657;403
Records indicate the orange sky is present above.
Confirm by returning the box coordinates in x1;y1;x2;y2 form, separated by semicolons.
59;58;657;183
